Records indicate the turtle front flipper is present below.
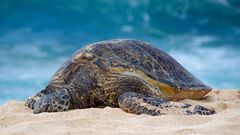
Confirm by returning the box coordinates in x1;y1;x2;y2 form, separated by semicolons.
118;92;215;116
33;89;72;114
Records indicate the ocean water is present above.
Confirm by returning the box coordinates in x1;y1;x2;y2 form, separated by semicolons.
0;0;240;104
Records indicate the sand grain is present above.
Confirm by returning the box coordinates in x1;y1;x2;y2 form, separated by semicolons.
0;90;239;135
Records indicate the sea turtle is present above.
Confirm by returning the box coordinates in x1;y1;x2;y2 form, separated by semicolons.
25;39;215;115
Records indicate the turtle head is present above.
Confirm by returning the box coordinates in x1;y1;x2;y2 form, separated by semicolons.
33;89;71;113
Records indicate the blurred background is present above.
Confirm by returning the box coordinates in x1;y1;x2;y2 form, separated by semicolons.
0;0;240;104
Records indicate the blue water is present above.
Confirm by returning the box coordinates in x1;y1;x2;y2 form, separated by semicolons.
0;0;240;104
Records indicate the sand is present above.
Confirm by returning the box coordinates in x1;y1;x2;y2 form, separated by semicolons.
0;90;240;135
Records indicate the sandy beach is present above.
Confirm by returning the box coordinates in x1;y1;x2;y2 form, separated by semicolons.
0;90;239;135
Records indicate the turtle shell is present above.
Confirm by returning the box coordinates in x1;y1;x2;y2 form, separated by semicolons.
78;39;210;88
49;39;211;99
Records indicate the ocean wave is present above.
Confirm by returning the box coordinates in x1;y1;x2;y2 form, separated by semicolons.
0;0;239;104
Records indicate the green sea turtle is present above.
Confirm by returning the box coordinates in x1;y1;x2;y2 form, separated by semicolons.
25;39;215;115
